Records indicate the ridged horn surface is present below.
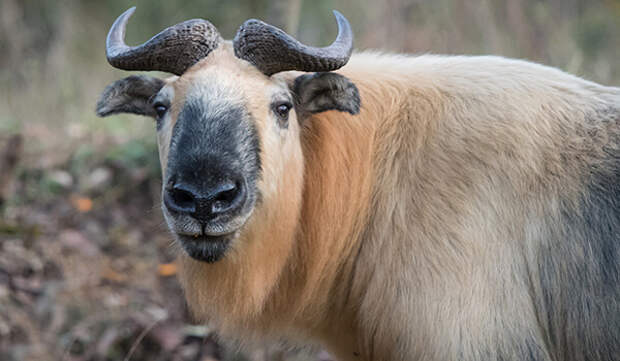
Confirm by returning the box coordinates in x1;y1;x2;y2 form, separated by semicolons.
233;11;353;76
106;7;221;75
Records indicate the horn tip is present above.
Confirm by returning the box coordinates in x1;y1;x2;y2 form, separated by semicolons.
331;10;352;33
125;6;137;17
106;6;137;59
116;6;137;26
332;10;348;24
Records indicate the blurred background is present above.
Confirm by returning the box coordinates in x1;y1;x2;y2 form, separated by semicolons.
0;0;619;360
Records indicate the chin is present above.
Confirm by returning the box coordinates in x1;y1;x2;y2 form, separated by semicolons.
176;233;233;263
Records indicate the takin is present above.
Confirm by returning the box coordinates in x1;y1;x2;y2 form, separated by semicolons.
96;7;620;361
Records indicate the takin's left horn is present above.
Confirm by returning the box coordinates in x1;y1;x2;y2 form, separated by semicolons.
233;10;354;76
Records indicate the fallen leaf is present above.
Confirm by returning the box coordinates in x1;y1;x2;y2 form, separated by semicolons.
101;268;127;283
157;263;177;277
71;196;93;212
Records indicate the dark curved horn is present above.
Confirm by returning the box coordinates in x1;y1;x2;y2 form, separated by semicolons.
233;10;353;76
106;7;221;75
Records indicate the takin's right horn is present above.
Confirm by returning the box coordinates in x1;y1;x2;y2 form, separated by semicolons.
105;7;221;75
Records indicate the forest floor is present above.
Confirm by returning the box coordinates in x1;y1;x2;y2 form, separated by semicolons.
0;134;326;361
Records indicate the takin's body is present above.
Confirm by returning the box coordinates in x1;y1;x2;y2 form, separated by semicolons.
96;10;618;359
179;52;620;361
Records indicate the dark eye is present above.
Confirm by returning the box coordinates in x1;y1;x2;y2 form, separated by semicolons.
154;103;168;118
272;101;292;126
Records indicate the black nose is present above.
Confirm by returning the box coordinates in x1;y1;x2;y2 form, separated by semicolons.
164;178;246;221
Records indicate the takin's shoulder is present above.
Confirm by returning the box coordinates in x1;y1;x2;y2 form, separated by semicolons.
339;51;619;152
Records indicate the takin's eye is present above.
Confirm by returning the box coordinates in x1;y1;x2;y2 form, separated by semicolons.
272;101;293;128
153;102;168;119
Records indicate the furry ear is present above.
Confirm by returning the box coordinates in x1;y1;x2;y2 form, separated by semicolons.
292;72;361;116
96;75;165;117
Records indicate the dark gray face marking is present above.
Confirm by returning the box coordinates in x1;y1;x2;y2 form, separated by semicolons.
163;85;261;263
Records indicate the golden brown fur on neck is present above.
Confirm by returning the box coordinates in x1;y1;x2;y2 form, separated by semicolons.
177;57;378;351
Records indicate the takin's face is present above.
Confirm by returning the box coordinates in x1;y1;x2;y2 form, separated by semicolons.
97;44;360;262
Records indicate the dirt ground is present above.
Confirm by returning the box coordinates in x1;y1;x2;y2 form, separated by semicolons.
0;134;328;361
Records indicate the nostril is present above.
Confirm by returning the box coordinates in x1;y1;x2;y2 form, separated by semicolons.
165;185;196;213
171;187;195;208
165;178;246;221
210;180;243;214
214;182;238;203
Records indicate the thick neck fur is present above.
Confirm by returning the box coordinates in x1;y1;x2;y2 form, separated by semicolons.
177;58;381;348
275;102;377;345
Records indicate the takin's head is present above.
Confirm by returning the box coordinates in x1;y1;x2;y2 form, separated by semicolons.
96;7;360;263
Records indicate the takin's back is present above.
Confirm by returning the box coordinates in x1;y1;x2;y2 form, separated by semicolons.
334;53;620;361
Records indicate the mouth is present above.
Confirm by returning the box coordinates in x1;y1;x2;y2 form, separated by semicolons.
161;186;256;263
176;232;234;263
